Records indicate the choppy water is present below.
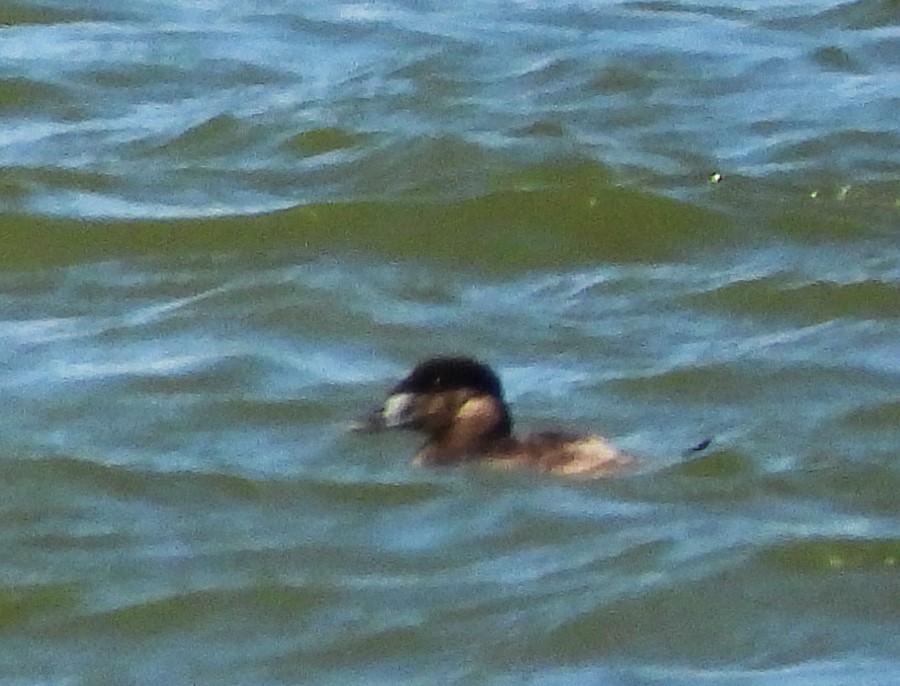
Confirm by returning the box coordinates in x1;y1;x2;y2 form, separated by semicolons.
1;1;899;684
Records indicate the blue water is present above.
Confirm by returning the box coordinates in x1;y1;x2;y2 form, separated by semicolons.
1;1;899;684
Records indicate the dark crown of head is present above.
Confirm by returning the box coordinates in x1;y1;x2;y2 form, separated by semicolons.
393;357;504;398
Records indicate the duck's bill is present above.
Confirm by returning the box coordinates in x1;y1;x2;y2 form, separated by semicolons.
347;409;387;433
348;392;417;433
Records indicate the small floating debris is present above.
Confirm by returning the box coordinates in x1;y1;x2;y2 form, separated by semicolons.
810;185;852;201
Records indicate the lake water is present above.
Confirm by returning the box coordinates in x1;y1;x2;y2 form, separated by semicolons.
1;1;899;683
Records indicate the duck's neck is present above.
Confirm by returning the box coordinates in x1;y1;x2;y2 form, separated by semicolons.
417;395;513;464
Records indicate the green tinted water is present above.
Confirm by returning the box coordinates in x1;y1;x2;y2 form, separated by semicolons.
1;1;899;684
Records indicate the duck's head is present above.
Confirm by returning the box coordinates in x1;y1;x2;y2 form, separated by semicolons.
355;356;513;450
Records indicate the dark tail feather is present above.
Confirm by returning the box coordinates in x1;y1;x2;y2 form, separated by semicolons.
681;437;712;458
690;438;712;452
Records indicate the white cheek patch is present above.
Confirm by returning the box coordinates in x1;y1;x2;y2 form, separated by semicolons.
456;396;493;421
382;392;415;427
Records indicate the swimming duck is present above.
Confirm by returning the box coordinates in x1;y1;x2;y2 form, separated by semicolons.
354;356;646;477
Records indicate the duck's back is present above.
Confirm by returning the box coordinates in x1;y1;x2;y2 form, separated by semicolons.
488;432;636;478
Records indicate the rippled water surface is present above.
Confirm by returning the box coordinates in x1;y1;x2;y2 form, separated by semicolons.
1;0;899;684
